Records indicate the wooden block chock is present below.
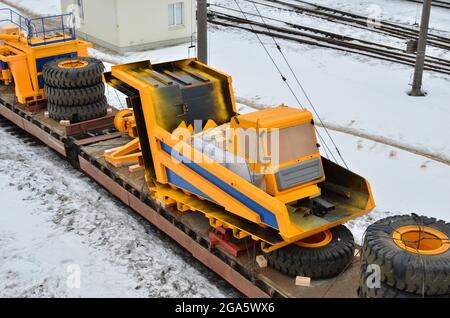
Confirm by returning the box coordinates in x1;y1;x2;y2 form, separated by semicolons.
295;276;311;287
129;164;145;173
256;255;268;268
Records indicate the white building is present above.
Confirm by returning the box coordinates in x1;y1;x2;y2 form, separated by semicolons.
61;0;196;53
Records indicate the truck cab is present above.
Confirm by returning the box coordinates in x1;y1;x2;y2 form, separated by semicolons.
231;106;324;203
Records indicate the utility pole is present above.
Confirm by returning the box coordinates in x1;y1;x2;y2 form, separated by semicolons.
197;0;208;64
409;0;432;96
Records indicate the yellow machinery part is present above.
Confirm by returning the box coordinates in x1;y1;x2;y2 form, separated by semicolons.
104;138;142;168
0;19;91;104
105;58;376;252
114;108;137;138
0;69;12;85
393;226;450;256
104;109;143;170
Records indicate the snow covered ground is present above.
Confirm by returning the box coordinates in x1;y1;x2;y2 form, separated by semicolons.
0;124;236;298
1;0;60;16
0;0;449;298
210;0;450;60
317;0;450;33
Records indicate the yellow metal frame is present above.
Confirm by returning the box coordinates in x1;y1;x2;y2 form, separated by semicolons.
104;138;142;167
104;108;143;168
0;27;91;104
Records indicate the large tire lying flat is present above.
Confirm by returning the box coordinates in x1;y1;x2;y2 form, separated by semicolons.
362;215;450;296
45;83;105;107
48;98;108;123
265;225;355;279
358;265;450;298
43;57;104;89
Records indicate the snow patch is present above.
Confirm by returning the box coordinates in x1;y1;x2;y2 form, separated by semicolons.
0;127;236;297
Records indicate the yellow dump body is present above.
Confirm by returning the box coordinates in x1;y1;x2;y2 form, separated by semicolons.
0;9;91;103
106;58;375;250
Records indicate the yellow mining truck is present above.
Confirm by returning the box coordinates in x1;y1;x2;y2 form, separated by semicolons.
0;9;91;104
105;58;375;278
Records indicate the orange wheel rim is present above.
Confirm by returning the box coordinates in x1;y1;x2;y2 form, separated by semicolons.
393;225;449;256
58;60;89;69
114;109;133;133
295;230;333;248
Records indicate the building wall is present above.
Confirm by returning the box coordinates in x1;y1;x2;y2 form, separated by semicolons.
61;0;118;46
116;0;195;48
61;0;195;53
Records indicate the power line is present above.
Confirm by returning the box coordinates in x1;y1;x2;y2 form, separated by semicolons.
243;0;348;169
230;0;341;165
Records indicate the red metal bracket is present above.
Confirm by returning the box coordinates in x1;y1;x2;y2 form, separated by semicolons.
209;227;256;257
22;100;47;113
64;114;115;136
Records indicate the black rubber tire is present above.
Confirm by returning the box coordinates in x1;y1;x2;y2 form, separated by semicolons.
358;265;450;298
43;57;104;89
265;225;355;279
361;215;450;296
45;83;105;107
48;98;108;123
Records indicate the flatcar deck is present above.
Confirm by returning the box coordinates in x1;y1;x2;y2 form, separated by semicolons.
0;83;361;298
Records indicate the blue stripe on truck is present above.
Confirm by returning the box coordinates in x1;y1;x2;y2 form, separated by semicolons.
166;168;213;201
161;142;279;229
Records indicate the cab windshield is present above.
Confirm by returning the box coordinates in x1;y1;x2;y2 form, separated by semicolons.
267;123;319;165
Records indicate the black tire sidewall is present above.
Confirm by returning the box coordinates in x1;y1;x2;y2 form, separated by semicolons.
43;57;104;89
266;225;355;279
362;215;450;296
359;264;450;298
48;98;108;123
45;83;106;107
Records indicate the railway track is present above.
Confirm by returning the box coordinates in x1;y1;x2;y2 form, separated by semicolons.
208;9;450;75
404;0;450;10
239;0;450;51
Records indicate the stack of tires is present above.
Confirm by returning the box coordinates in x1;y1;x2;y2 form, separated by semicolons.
359;215;450;298
43;57;107;123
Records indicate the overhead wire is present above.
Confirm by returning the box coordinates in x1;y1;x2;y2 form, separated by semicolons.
226;0;348;168
229;0;340;165
247;0;348;168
